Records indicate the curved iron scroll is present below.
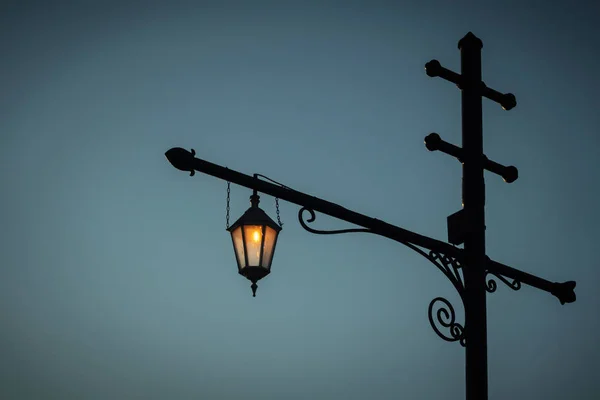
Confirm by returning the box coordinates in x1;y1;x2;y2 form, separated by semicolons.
298;207;466;346
428;297;466;347
298;207;373;235
422;249;464;297
485;271;521;293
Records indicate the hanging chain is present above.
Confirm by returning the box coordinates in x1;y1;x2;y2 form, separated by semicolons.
249;173;286;228
225;181;231;229
226;175;283;229
275;197;283;227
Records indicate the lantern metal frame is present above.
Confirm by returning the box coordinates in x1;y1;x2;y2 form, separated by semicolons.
226;190;282;296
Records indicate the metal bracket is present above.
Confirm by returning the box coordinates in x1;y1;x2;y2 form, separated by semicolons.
448;209;470;246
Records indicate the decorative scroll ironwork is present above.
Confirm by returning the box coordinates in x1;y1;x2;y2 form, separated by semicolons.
485;271;521;293
298;207;467;347
428;297;466;347
428;250;464;296
298;207;373;235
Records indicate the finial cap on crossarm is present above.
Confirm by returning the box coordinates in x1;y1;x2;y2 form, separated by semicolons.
425;60;442;77
165;147;197;176
551;281;577;305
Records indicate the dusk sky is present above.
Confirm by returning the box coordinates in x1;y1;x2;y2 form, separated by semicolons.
2;1;599;399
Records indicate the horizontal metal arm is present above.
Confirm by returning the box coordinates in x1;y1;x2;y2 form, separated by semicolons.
165;147;575;304
487;258;576;304
166;148;459;256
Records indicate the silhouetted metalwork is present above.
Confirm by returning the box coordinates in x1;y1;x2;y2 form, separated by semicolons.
299;207;468;344
424;60;517;111
164;145;576;306
165;31;577;400
549;280;577;305
428;297;466;347
424;133;519;183
485;271;521;293
298;207;372;235
299;208;464;290
428;251;464;295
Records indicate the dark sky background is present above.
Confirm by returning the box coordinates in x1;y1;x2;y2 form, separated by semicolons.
2;1;599;399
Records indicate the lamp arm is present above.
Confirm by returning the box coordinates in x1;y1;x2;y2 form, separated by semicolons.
166;147;460;255
165;147;576;305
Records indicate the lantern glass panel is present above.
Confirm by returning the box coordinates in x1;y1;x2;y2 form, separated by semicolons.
261;225;278;269
231;226;245;269
243;225;264;267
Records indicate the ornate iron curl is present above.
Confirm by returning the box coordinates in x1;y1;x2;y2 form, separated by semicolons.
485;271;521;293
428;250;464;296
298;207;467;347
298;207;373;235
428;297;466;347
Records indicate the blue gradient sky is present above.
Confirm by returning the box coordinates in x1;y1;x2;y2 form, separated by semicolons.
2;1;599;399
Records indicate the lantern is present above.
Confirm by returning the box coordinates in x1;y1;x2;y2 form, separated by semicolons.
227;191;281;297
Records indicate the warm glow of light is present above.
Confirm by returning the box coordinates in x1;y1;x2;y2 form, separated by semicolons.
253;229;262;260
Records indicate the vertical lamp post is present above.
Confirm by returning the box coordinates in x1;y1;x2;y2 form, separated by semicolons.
458;32;489;399
165;32;575;400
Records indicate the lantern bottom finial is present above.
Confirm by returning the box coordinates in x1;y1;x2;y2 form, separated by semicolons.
251;282;258;297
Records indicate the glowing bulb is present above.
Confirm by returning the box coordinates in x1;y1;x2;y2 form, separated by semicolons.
253;230;261;242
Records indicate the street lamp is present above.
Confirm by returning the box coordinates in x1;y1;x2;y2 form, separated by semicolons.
164;32;576;400
227;190;281;297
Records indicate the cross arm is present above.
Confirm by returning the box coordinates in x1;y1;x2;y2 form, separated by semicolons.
425;60;517;111
165;147;576;305
424;133;519;183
